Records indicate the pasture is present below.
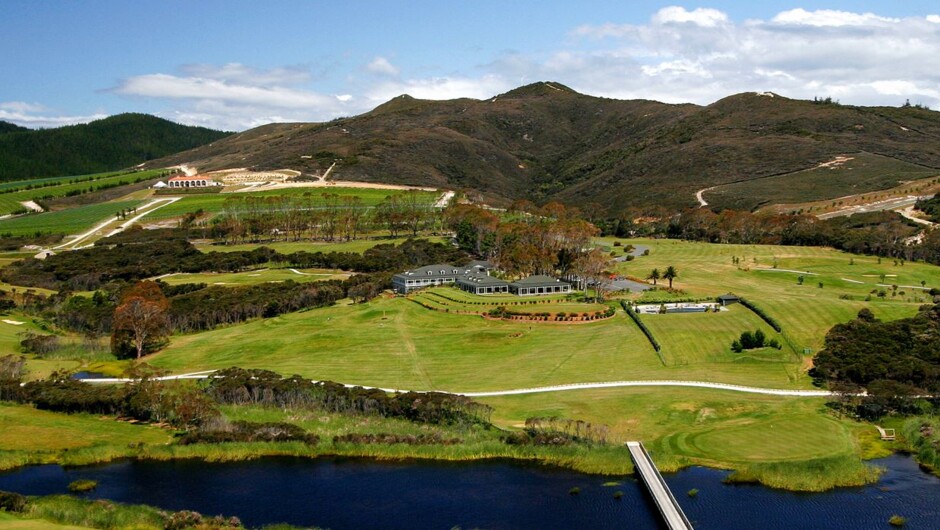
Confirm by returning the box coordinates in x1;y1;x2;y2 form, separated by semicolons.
0;170;165;215
194;236;450;255
156;267;349;286
140;187;440;222
0;200;143;237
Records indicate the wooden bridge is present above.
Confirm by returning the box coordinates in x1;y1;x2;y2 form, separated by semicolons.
627;441;694;530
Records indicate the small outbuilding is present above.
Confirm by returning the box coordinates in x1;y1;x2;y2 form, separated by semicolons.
717;293;740;306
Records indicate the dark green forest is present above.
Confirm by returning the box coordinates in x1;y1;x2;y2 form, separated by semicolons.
0;114;229;181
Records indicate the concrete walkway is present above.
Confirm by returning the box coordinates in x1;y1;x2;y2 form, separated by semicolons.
81;371;836;397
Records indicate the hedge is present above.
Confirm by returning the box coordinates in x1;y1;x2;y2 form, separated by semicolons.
621;301;664;364
738;297;783;332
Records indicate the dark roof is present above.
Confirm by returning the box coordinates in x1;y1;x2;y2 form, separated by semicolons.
717;293;740;300
394;263;461;279
510;275;570;288
457;273;509;287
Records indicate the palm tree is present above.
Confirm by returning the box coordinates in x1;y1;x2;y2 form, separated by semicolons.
647;268;660;285
663;265;678;289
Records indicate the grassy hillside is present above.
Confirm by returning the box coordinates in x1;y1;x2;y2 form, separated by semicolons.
0;114;230;181
147;84;940;211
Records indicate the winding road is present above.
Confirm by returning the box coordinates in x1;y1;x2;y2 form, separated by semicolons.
80;371;836;397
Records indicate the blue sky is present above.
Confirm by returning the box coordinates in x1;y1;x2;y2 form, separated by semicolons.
2;1;939;130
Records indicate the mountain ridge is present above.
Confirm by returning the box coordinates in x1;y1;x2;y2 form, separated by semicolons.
140;83;940;211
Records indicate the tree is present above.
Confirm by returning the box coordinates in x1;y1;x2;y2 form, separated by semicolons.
663;266;678;288
573;248;613;302
111;281;169;359
647;268;660;285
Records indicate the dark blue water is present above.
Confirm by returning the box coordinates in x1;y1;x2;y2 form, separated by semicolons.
0;455;937;529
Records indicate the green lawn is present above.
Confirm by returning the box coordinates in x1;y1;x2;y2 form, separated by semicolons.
141;187;439;221
610;238;935;351
151;294;810;391
0;170;166;215
194;236;449;255
640;304;794;368
0;200;143;237
0;403;171;452
156;268;349;286
0;512;92;530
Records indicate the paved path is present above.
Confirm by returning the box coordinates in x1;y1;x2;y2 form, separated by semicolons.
52;197;180;251
81;371;835;397
434;190;455;208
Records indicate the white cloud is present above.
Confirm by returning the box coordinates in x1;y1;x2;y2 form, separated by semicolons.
112;66;361;130
103;8;940;131
177;63;312;86
364;75;512;106
554;8;940;110
652;6;729;27
0;101;107;128
771;9;899;27
365;56;400;76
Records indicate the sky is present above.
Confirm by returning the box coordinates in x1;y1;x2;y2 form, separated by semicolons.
2;1;939;131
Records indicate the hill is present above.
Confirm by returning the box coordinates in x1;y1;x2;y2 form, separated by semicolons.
0;120;29;135
0;114;230;181
146;83;940;211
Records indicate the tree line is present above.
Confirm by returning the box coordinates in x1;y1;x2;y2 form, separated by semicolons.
811;304;940;419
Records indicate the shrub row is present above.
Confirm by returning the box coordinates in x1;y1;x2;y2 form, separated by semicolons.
738;297;783;332
332;432;462;445
178;421;320;445
620;301;662;353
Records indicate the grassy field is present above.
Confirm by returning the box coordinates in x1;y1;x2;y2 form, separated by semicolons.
0;200;143;237
0;512;92;530
156;267;349;286
194;236;449;254
0;403;171;453
483;386;881;489
0;170;165;215
151;293;808;391
705;152;940;210
140;187;440;222
609;238;936;352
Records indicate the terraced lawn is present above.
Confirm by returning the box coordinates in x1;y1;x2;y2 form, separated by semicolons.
195;236;450;255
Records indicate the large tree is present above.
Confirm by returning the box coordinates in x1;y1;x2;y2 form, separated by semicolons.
573;248;613;301
112;281;169;359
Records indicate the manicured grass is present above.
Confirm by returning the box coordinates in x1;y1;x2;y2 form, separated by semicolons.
195;236;449;254
151;295;808;391
481;386;880;489
140;187;439;221
0;201;143;237
611;238;935;351
411;287;605;315
639;305;794;368
0;170;166;215
156;268;350;286
0;403;171;454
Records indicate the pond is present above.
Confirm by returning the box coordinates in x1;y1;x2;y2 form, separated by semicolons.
0;454;937;529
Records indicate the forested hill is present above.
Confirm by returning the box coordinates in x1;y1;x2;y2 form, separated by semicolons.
0;114;230;181
0;121;28;135
147;82;940;212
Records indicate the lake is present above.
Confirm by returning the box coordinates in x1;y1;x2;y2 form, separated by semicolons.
0;454;937;529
